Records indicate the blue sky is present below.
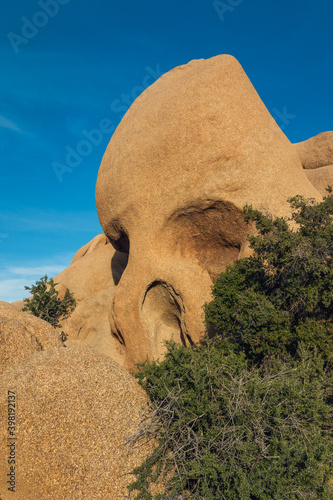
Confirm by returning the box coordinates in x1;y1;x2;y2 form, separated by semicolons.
0;0;332;302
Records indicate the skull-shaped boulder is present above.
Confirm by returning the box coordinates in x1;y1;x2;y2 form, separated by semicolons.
96;55;320;370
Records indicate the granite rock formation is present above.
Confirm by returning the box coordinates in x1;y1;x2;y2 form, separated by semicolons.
294;132;333;196
3;54;332;497
0;343;155;499
95;54;321;369
0;301;62;375
295;131;333;169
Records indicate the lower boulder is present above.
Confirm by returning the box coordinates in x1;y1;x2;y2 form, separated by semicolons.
0;344;155;499
0;301;63;375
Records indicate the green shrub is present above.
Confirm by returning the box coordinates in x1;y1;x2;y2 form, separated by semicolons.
130;342;333;499
22;275;76;332
205;193;333;365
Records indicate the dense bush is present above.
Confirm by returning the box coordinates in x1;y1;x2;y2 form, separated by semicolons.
130;342;333;499
129;194;333;499
205;193;333;365
23;275;76;334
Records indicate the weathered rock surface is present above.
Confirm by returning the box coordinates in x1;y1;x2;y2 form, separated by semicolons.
295;131;333;169
95;54;321;369
52;234;128;367
304;165;333;196
0;344;155;499
11;235;129;368
11;57;326;372
0;301;62;375
71;232;110;263
293;132;333;196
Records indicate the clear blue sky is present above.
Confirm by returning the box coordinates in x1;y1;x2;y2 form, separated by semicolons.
0;0;332;302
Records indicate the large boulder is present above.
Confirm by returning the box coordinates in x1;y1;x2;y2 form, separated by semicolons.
95;54;321;369
294;131;333;169
0;344;156;499
12;56;325;372
0;301;62;375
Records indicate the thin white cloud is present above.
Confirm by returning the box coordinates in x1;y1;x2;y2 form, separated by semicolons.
0;209;101;233
6;265;66;277
0;115;21;133
0;278;29;303
0;254;73;303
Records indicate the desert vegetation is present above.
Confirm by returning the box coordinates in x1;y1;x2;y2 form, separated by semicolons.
129;192;333;499
23;274;76;341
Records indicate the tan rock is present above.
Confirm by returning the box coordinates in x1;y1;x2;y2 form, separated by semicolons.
305;165;333;196
0;301;62;375
54;236;114;301
12;57;326;373
0;344;156;499
71;232;109;264
295;131;333;169
52;235;128;367
95;54;321;369
10;237;129;369
10;300;25;310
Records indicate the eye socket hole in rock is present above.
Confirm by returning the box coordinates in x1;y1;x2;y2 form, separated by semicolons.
106;223;130;254
141;281;193;354
111;251;129;286
112;230;130;253
105;227;130;285
167;200;249;281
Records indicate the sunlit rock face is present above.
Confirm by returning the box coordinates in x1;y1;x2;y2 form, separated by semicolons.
294;132;333;195
95;54;320;370
0;344;156;499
